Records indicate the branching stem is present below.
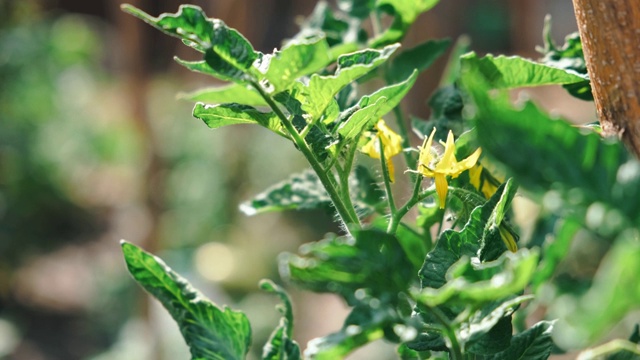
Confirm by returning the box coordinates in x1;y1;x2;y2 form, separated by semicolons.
251;82;361;229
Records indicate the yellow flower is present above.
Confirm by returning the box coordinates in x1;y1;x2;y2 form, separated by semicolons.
361;120;403;182
417;129;481;208
468;164;499;199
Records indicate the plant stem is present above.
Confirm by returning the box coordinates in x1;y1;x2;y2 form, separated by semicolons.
251;82;361;228
418;302;464;360
379;139;397;217
339;142;362;223
387;177;436;234
392;106;418;176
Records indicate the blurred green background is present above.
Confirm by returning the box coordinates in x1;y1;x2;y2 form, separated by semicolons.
0;1;589;359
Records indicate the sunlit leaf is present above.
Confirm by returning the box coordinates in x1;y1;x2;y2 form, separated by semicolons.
179;83;267;106
121;241;251;360
461;52;588;89
260;280;301;360
372;0;440;46
193;103;283;134
260;35;332;93
291;44;399;121
122;5;258;82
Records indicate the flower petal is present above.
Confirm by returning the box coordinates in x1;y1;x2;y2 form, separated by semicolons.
435;130;458;174
435;173;449;209
455;148;482;174
417;128;436;177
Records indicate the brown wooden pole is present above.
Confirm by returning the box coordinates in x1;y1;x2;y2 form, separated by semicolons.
572;0;640;157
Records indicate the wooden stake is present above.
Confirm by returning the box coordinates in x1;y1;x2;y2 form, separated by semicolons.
572;0;640;157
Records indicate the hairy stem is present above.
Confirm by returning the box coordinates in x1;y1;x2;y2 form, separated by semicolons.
251;82;361;228
387;176;435;234
379;139;397;217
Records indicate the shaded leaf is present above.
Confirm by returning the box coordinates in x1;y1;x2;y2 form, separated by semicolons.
463;70;640;235
121;241;251;360
478;321;555;360
281;229;414;304
387;39;451;83
551;230;640;349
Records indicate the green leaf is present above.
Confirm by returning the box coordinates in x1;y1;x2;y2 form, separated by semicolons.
538;16;592;100
292;44;399;121
179;83;267;106
419;182;512;290
304;321;385;360
551;229;640;349
337;97;388;140
416;250;538;307
412;85;465;141
464;71;640;235
281;229;414;304
359;69;419;119
240;167;384;217
239;170;331;216
460;52;588;89
461;296;532;350
387;39;451;83
120;241;251;360
531;219;580;290
260;35;332;93
260;280;301;360
174;57;245;83
338;0;376;18
602;324;640;360
478;178;518;262
372;0;440;46
122;5;258;80
193;103;283;134
297;1;366;49
478;321;555;360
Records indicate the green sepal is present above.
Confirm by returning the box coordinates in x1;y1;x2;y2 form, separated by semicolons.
120;241;251;360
